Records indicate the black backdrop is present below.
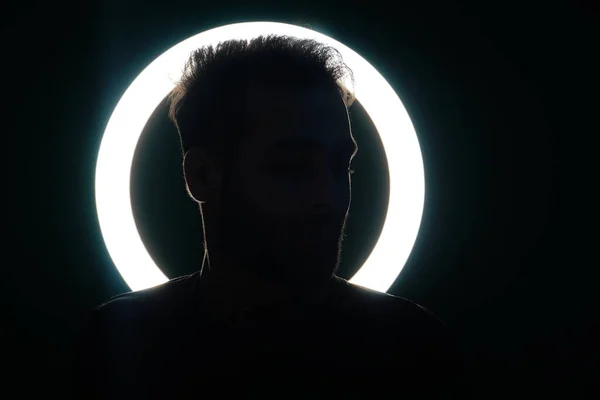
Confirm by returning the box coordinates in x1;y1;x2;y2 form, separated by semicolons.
4;1;597;398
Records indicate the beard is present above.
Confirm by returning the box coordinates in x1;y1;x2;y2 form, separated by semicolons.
208;172;346;291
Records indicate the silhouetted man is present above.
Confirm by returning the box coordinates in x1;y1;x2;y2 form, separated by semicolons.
74;34;471;399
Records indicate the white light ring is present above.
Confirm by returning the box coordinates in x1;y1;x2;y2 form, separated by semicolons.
95;21;425;293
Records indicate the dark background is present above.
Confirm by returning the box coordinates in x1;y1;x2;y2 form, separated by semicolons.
4;1;597;398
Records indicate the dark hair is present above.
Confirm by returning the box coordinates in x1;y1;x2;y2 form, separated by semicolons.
167;34;355;158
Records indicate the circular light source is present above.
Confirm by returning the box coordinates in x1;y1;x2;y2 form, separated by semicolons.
95;21;425;293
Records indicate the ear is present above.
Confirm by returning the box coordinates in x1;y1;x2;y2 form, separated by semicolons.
183;147;221;204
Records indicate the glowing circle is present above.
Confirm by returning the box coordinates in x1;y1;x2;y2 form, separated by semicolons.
95;21;425;293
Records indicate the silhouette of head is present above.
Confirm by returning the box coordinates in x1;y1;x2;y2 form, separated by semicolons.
168;34;357;290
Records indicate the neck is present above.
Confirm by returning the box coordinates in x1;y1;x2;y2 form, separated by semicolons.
197;250;332;323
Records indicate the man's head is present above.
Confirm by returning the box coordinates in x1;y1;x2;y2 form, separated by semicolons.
168;34;357;291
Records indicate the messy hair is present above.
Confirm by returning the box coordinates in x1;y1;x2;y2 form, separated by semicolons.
167;34;355;159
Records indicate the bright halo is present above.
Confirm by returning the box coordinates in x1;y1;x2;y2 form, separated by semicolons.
95;21;425;293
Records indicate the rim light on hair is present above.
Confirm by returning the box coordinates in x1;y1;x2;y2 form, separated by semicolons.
95;21;425;293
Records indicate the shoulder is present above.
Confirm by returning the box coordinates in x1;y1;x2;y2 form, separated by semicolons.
93;272;199;320
95;274;196;313
329;277;472;397
73;274;199;397
75;273;200;369
329;275;445;330
328;276;456;364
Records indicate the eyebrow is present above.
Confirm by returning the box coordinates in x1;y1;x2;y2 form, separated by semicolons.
267;137;358;158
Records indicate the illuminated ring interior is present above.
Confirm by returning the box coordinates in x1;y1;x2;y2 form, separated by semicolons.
95;21;425;293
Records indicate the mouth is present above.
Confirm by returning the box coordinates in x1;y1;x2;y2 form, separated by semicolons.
293;223;342;247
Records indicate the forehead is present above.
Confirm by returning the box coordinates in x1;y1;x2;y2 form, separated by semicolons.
240;85;354;153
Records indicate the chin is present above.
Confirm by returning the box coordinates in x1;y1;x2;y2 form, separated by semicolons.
301;261;338;283
269;244;339;278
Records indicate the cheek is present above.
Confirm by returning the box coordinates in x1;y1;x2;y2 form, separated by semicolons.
250;174;304;214
259;186;301;219
241;184;296;245
251;175;351;217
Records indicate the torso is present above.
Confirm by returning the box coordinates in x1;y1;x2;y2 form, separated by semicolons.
93;273;445;398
